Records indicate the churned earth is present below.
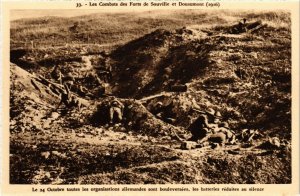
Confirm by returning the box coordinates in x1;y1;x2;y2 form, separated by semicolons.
10;10;291;184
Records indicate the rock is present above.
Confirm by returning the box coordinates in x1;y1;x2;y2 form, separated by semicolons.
249;52;258;59
52;151;59;155
96;128;104;135
45;172;51;178
161;136;171;140
32;115;40;122
41;151;50;159
119;127;126;132
149;137;157;143
76;133;85;138
180;141;197;150
228;53;243;61
269;137;281;148
52;151;67;158
50;112;60;119
33;124;42;131
43;119;51;129
139;136;148;142
11;120;16;126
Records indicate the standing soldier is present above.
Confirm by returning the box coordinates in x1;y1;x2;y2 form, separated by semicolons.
109;98;124;124
57;83;72;110
50;64;62;84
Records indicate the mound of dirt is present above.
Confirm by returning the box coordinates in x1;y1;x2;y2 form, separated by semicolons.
107;22;290;138
110;27;212;98
10;63;61;132
10;62;187;139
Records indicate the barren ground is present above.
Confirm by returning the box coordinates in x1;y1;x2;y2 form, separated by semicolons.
10;10;291;184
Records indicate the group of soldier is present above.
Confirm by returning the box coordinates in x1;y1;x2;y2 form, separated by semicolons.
50;64;82;111
50;59;125;125
152;100;236;149
49;52;237;149
108;97;237;150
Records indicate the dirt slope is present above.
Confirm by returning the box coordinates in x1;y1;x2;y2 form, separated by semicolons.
109;21;290;137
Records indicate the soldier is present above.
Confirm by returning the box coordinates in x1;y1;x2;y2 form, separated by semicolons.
231;18;248;34
188;108;219;141
152;101;176;123
62;73;75;91
98;70;111;83
153;101;164;118
213;122;236;144
85;72;102;86
57;84;82;112
50;64;62;84
109;98;124;124
57;83;72;109
105;63;112;81
198;122;236;148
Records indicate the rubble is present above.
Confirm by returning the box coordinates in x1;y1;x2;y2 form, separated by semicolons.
180;141;197;150
9;11;291;184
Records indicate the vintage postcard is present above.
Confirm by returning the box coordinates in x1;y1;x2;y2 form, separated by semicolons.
1;0;299;195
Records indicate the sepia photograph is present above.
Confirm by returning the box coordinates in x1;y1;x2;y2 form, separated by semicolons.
9;9;292;185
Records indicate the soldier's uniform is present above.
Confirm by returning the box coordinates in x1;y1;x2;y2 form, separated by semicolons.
153;101;176;124
188;114;211;141
188;108;222;141
51;65;62;84
57;84;82;111
202;132;227;147
199;122;236;147
109;99;124;124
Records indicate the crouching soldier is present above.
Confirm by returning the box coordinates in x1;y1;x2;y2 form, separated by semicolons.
109;98;124;124
188;108;219;141
57;84;83;112
214;122;236;144
50;64;62;84
153;102;176;124
57;84;72;108
198;122;236;148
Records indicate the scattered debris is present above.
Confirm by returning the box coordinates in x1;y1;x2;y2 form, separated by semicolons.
10;11;291;184
180;141;197;150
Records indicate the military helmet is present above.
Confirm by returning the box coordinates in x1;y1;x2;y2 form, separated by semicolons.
206;108;215;116
215;111;222;118
220;122;229;128
156;101;163;106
